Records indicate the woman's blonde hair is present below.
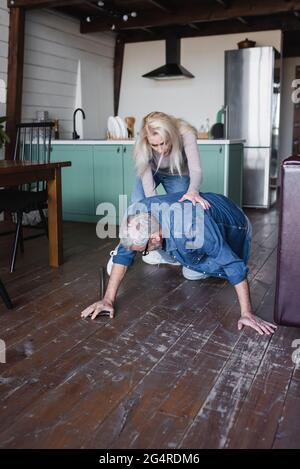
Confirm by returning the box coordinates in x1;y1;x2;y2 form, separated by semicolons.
134;111;197;177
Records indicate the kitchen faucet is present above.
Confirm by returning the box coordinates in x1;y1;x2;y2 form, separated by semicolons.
72;108;86;140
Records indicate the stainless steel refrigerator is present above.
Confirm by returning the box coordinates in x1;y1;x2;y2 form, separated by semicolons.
224;46;280;208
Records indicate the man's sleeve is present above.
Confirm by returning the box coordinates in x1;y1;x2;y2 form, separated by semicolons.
113;243;136;267
203;216;248;285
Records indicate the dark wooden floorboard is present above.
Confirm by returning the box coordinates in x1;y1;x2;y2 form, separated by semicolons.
0;206;298;448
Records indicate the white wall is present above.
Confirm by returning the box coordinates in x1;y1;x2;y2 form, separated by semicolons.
0;8;288;156
279;57;300;167
119;31;282;133
0;0;9;160
22;9;115;139
0;5;115;141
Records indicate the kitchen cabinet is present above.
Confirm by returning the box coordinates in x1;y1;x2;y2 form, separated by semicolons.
122;144;136;201
123;144;165;201
199;143;243;206
50;145;95;222
51;141;243;223
51;143;139;223
93;145;123;224
199;145;225;194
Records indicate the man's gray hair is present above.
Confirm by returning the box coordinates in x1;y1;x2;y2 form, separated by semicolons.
119;212;160;250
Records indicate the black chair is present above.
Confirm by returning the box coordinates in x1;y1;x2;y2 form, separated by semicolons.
0;122;54;272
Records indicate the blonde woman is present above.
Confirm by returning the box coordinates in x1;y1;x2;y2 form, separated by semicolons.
107;111;210;272
132;111;210;208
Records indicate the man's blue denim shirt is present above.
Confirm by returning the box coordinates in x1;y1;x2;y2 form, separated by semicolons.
113;192;252;286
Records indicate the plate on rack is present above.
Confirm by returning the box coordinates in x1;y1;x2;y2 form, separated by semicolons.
107;116;121;139
115;116;128;139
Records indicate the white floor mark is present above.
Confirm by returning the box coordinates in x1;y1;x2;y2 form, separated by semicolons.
156;345;168;353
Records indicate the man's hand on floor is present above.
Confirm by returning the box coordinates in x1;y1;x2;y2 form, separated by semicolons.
81;299;115;320
238;312;277;335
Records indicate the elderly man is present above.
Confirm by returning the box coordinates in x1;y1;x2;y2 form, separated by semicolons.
81;192;277;336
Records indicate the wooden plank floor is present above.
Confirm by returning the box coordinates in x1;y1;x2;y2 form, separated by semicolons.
0;206;299;449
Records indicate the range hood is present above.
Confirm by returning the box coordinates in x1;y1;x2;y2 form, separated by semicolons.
142;37;194;80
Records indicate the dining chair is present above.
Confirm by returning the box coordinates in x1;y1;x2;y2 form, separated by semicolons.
0;121;54;272
0;278;13;309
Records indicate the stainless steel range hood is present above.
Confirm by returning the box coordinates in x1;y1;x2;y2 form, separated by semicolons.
142;37;194;80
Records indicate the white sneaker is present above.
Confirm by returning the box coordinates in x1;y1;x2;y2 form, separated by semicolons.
182;266;209;280
107;246;181;274
142;250;181;266
107;245;119;275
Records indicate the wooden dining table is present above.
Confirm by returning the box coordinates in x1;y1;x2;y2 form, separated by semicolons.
0;160;71;268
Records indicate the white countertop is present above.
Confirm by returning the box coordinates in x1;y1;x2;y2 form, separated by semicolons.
51;139;245;145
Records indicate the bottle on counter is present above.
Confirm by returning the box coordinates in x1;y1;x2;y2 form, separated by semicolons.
198;124;208;139
53;119;60;140
205;118;211;138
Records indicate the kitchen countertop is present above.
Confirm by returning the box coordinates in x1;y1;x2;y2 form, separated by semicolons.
51;139;245;145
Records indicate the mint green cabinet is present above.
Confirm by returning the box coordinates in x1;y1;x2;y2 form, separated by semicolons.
123;145;136;201
122;144;165;199
199;145;225;194
92;145;124;224
93;145;123;214
198;143;243;206
51;145;95;221
50;142;243;223
123;143;242;205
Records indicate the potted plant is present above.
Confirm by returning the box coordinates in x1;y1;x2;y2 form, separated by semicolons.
0;116;10;149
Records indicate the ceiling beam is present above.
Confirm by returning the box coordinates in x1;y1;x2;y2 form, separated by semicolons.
147;0;172;14
85;1;108;13
118;13;300;44
237;16;248;24
216;0;231;7
10;0;172;13
283;30;300;56
188;23;201;31
114;36;124;116
7;0;85;8
80;0;300;33
139;27;158;35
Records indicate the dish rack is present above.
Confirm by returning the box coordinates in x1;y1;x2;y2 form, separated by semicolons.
106;131;133;141
107;115;135;140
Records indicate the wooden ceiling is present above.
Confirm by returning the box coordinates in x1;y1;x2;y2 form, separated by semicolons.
7;0;300;56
